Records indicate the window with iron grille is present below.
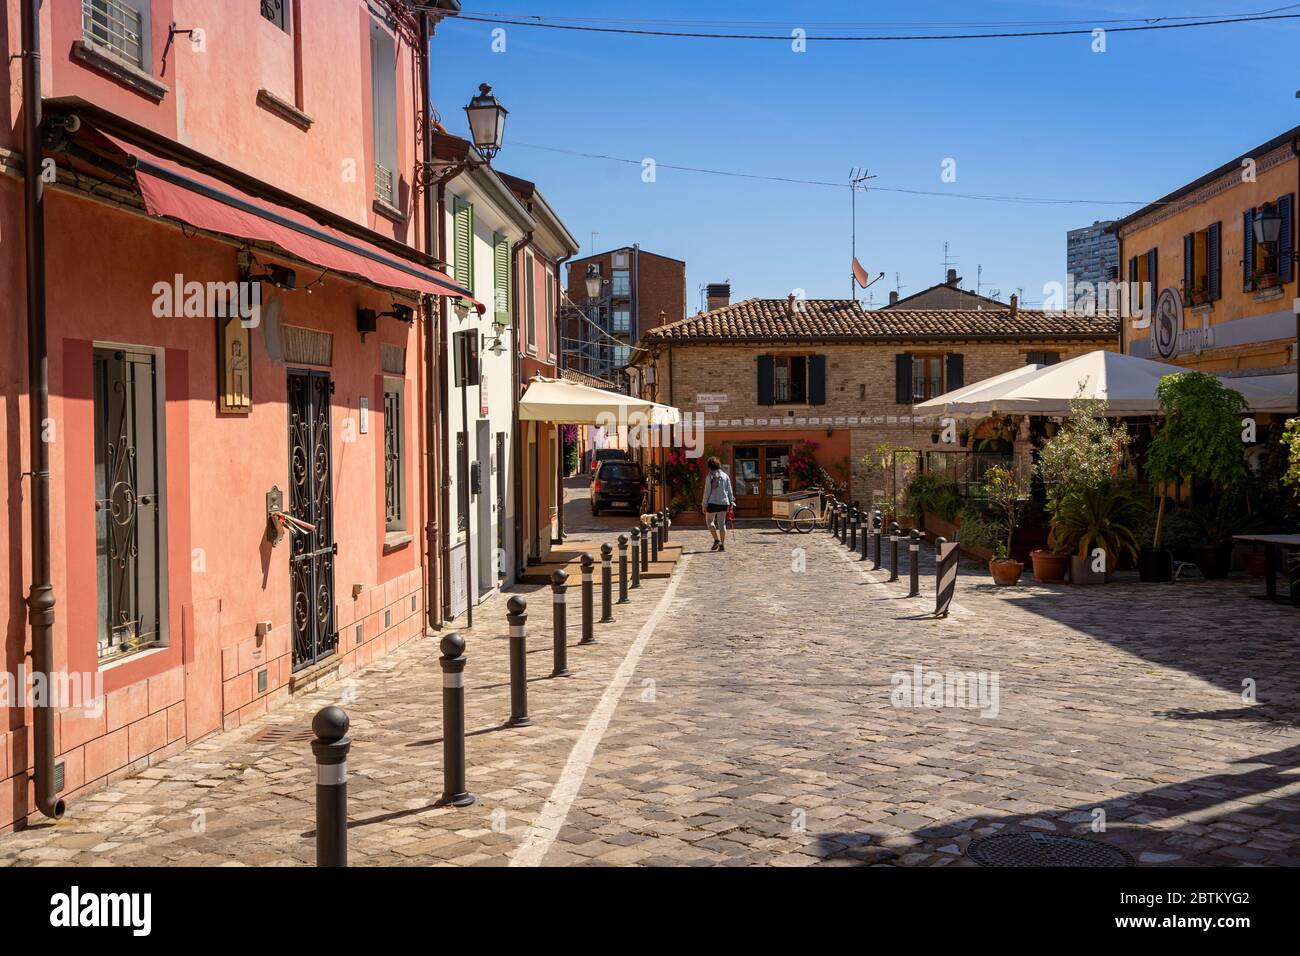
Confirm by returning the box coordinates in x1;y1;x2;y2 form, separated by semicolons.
384;382;405;531
94;346;166;663
261;0;291;32
82;0;150;72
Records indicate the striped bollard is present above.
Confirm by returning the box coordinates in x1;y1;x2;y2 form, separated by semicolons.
907;529;921;597
437;633;474;807
550;569;570;677
935;536;960;618
311;706;351;867
506;597;532;727
617;534;629;604
888;522;900;582
630;528;642;589
580;553;596;645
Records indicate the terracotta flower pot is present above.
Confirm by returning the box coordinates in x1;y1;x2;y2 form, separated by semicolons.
1069;554;1105;585
1245;550;1267;578
1030;550;1069;582
989;558;1024;586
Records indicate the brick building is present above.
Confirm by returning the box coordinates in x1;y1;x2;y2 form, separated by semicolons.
561;245;686;380
631;295;1119;516
883;269;1007;310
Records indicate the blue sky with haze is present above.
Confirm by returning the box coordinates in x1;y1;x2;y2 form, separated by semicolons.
431;2;1300;310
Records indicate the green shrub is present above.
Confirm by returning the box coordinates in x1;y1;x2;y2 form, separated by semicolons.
958;513;1007;552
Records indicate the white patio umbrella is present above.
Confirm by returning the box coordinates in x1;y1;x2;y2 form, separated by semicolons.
915;349;1296;418
913;362;1045;418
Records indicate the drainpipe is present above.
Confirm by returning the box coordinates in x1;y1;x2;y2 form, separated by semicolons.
418;12;442;630
553;254;571;544
510;232;533;579
21;0;65;821
436;180;453;621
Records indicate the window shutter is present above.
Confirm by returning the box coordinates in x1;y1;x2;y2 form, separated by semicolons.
1183;233;1194;293
1279;194;1294;283
1147;248;1157;300
808;354;826;405
756;355;774;405
1207;222;1221;300
895;353;912;405
1243;209;1255;292
493;232;510;325
945;352;964;391
453;198;474;299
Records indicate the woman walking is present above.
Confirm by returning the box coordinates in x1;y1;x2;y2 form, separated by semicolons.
701;456;736;552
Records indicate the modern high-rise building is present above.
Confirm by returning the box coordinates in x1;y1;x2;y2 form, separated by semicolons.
561;245;686;380
1067;220;1120;288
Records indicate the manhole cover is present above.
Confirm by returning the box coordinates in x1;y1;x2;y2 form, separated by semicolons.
966;832;1134;867
246;726;313;746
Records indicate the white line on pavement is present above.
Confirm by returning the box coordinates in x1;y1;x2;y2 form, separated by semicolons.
509;550;692;867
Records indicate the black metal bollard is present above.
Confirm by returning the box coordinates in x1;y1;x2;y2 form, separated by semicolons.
639;520;649;573
437;632;474;807
860;514;871;561
600;543;614;623
829;501;838;536
630;528;642;589
311;706;351;867
849;508;859;552
650;519;660;565
506;596;532;727
617;534;629;604
872;510;883;570
660;509;670;544
888;522;900;582
907;529;921;597
840;504;849;544
580;553;596;644
550;569;570;677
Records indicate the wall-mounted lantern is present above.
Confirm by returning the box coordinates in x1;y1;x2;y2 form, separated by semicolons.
464;83;507;160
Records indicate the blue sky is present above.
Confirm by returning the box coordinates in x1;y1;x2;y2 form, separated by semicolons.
431;2;1300;309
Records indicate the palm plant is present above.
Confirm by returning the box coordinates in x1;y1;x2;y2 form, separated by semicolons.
1048;481;1147;569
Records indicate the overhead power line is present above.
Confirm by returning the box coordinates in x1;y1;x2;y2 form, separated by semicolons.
511;142;1170;208
445;9;1300;41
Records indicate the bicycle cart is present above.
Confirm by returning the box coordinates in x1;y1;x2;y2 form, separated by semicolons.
771;489;825;534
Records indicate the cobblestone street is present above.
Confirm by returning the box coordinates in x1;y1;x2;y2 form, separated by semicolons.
3;517;1300;867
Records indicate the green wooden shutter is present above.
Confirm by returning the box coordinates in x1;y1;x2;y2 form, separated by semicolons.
453;197;474;302
808;355;826;405
1243;209;1255;292
1279;194;1294;284
1183;233;1195;295
493;232;510;325
1207;222;1221;300
895;353;913;405
1147;248;1157;301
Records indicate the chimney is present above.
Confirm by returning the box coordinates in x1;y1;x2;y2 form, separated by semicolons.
888;290;899;306
706;282;730;311
1009;293;1018;317
786;292;797;316
946;268;959;286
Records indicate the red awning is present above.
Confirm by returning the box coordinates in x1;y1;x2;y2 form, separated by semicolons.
87;127;483;312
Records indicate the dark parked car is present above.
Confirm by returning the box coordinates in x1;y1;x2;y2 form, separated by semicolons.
590;460;647;516
590;448;630;473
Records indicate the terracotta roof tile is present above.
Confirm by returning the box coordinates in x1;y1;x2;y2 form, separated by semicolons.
560;367;621;391
641;298;1119;343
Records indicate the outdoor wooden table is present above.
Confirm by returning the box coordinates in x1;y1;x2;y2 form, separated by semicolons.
1233;534;1300;606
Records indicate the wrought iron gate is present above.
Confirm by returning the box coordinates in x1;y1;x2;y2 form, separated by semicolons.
93;347;163;663
288;368;337;669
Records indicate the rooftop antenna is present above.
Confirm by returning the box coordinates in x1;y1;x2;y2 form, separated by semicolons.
849;167;877;303
590;231;599;256
941;241;959;282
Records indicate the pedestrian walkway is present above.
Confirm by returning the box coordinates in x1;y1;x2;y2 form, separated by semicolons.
3;523;1299;866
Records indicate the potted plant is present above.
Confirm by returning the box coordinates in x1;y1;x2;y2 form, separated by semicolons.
983;464;1029;585
1032;393;1131;583
1254;266;1279;289
958;428;970;448
1145;372;1247;579
930;428;941;444
1048;480;1145;584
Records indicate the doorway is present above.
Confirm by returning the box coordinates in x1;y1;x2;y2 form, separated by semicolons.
288;368;337;670
732;444;791;517
476;419;493;597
